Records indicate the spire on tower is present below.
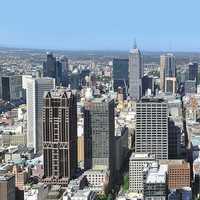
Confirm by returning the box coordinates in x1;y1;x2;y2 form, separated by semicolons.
133;38;137;49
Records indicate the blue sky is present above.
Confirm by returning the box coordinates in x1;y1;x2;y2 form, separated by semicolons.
0;0;200;51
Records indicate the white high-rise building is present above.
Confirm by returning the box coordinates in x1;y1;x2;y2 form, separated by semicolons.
27;77;55;153
135;97;169;160
129;153;155;193
128;44;143;99
160;53;176;93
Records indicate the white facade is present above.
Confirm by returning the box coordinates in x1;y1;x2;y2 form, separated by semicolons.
22;75;32;90
27;77;55;153
63;190;97;200
129;153;155;193
135;98;169;160
143;162;168;200
83;169;110;193
128;47;143;99
24;183;48;200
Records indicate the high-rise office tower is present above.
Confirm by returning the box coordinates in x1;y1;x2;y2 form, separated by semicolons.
142;75;155;96
43;88;77;185
70;69;80;90
84;96;115;173
168;118;182;159
135;98;168;160
160;54;176;93
184;80;197;94
165;77;177;94
128;44;143;99
0;75;23;101
113;58;129;98
27;77;55;153
43;52;57;78
80;69;90;87
188;62;198;82
55;60;62;85
43;52;68;86
60;56;69;87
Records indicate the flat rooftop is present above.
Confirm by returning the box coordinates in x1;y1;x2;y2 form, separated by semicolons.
129;152;155;161
139;97;166;103
0;174;14;181
159;159;189;167
146;163;168;184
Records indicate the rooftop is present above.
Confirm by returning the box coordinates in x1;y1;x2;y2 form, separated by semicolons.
129;152;155;161
159;159;189;167
0;174;14;181
44;87;74;99
139;97;166;103
146;163;168;184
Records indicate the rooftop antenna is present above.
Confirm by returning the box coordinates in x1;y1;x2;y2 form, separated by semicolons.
133;38;137;49
169;40;172;53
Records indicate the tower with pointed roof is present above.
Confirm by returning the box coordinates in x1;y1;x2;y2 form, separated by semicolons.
128;41;143;99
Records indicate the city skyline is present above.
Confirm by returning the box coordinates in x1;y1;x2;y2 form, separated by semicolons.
0;1;200;199
0;0;200;51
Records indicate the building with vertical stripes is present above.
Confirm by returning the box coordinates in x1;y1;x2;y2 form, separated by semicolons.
42;88;77;185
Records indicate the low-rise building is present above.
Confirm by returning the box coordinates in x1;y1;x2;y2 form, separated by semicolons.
83;169;110;194
24;183;49;200
160;160;191;190
129;153;155;193
143;162;168;200
63;189;97;200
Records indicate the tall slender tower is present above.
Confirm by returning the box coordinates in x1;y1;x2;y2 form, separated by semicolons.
128;43;143;99
60;56;69;87
26;77;55;153
160;53;176;93
188;62;198;82
43;88;77;186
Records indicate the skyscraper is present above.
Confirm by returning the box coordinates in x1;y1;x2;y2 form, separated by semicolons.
168;118;182;159
113;58;129;98
188;62;198;82
142;75;155;96
43;88;77;185
0;75;23;101
43;52;68;86
43;52;57;78
84;96;115;173
135;98;168;160
60;56;69;87
128;44;143;99
27;77;55;153
160;54;176;93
